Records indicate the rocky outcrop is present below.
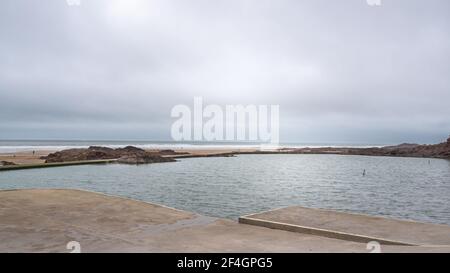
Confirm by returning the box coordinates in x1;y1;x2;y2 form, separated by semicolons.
289;135;450;159
43;146;176;164
117;154;175;164
0;161;16;166
44;146;118;163
158;149;188;155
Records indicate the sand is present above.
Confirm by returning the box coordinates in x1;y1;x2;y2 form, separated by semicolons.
0;150;52;165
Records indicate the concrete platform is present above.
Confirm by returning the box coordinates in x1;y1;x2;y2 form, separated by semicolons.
239;206;450;246
1;189;449;253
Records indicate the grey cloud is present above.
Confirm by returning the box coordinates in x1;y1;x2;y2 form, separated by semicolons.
0;0;449;143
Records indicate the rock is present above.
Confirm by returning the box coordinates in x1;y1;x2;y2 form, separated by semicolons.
159;149;178;155
44;147;118;163
383;143;419;150
117;154;175;165
0;161;16;166
43;146;177;165
115;146;146;155
290;135;450;159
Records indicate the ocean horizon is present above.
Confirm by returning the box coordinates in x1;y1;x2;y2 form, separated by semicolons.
0;139;389;153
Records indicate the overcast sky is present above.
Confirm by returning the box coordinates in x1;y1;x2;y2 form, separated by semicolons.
0;0;449;144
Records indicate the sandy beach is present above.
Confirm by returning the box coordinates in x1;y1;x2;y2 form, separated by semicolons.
0;150;51;165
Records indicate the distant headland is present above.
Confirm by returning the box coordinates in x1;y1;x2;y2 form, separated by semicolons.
277;135;450;159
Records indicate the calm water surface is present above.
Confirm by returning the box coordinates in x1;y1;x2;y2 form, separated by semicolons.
1;154;449;225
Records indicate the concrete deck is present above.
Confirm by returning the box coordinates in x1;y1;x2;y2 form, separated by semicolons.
239;206;450;246
1;189;449;253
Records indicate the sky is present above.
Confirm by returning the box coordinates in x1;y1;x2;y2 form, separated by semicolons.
0;0;449;144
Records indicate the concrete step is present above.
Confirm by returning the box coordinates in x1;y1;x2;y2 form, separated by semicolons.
239;206;450;246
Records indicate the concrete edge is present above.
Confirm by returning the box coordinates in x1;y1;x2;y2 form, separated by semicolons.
1;189;445;247
241;205;450;228
238;216;414;246
0;188;195;215
0;159;118;172
0;158;180;172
